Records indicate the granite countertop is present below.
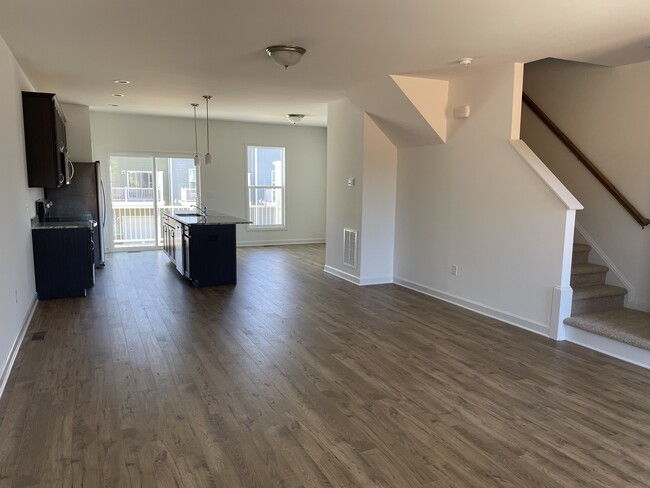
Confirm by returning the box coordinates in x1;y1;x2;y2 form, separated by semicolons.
32;218;97;230
166;210;251;226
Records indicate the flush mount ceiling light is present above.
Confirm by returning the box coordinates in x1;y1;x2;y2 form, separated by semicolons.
114;79;130;84
191;103;200;166
459;57;473;66
203;95;212;165
266;45;306;68
286;114;305;125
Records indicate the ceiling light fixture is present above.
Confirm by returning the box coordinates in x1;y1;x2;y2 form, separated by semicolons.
459;57;473;66
203;95;212;165
114;79;130;84
286;114;305;125
192;103;200;166
266;45;306;68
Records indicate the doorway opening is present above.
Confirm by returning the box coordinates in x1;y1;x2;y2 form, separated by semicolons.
108;155;198;250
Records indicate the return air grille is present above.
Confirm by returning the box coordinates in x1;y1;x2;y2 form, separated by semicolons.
343;228;358;269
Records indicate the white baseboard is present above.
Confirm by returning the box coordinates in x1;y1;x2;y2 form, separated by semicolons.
0;294;38;399
237;238;325;247
393;277;551;337
565;325;650;370
359;276;393;286
323;266;393;287
323;265;360;285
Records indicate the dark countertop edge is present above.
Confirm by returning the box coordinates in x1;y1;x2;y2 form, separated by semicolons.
165;210;251;226
31;216;97;230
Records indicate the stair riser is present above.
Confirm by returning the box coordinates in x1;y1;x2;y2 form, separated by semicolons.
572;251;590;265
572;295;625;314
571;272;607;286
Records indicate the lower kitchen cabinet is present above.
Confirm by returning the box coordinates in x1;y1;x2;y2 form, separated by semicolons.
32;225;95;299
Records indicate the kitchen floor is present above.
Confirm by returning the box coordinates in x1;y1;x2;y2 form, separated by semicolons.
0;245;649;487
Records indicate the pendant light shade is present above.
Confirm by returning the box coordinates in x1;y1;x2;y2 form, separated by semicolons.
203;95;212;165
191;103;200;166
266;45;306;68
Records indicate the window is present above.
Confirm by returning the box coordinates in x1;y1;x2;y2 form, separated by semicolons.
247;146;285;228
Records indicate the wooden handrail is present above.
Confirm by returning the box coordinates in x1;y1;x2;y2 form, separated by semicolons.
523;92;649;229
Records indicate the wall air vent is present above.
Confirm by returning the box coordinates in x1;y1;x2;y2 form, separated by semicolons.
343;228;358;269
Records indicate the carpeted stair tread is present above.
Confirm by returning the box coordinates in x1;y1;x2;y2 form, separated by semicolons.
571;263;608;275
565;309;650;351
572;284;627;300
573;243;591;253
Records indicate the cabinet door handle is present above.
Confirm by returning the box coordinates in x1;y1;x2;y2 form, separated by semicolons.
58;173;65;185
68;160;75;180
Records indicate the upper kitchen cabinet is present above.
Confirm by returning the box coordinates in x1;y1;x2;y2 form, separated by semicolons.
22;91;72;188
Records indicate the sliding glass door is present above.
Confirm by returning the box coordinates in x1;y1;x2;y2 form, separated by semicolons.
109;156;198;250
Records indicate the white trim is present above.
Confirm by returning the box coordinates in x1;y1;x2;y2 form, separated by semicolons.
237;238;325;247
0;294;38;399
324;265;360;285
359;276;393;286
550;285;573;340
565;325;650;370
509;139;583;210
393;276;551;337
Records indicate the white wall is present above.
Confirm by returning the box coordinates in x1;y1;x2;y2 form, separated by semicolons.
393;64;572;335
0;34;40;391
90;112;327;249
359;114;397;284
325;99;365;279
522;58;650;311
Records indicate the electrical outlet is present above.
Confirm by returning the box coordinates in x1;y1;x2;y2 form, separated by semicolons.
451;265;458;276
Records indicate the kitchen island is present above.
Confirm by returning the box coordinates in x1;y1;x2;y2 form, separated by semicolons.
162;210;250;287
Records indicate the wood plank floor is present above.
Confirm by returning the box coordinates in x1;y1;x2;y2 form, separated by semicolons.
1;244;649;487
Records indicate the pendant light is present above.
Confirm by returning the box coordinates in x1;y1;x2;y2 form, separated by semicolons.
191;103;200;166
203;95;212;165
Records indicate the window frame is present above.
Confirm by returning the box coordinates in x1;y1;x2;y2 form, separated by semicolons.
245;145;287;231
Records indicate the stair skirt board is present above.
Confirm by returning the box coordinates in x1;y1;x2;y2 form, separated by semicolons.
565;325;650;370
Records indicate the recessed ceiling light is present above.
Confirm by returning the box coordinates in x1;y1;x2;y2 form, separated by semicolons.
114;79;130;84
108;103;119;107
112;93;124;97
459;57;473;66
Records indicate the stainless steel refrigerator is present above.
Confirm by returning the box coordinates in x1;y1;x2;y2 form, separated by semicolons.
45;160;106;267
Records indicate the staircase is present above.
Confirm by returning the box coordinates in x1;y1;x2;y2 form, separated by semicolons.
564;244;650;351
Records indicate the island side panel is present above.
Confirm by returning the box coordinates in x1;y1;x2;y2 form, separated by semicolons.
189;224;237;286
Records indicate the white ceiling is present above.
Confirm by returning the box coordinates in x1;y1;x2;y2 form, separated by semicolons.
1;0;649;127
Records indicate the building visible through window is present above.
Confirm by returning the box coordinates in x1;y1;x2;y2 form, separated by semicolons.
247;146;285;228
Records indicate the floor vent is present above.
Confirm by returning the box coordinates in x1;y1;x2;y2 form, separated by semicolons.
31;331;47;341
343;228;358;269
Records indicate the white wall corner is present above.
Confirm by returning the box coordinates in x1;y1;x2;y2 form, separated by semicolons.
550;285;573;340
323;265;361;285
390;75;449;143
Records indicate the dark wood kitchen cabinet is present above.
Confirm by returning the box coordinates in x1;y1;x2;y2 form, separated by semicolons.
22;91;71;188
32;225;95;299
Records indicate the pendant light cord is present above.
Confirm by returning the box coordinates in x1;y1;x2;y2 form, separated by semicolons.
192;104;199;157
